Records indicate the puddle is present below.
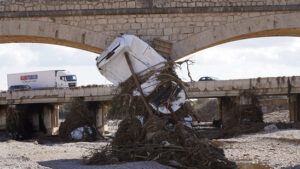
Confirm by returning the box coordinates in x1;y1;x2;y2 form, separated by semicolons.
237;162;271;169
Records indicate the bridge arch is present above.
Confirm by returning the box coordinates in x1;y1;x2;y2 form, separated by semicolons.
171;12;300;60
0;20;109;54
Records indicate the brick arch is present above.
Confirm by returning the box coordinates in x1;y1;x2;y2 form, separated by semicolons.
0;20;109;54
171;12;300;60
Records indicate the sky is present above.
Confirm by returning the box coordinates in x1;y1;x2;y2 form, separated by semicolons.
0;36;300;90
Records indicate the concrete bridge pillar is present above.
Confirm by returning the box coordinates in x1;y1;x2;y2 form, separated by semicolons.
31;110;40;132
217;98;222;121
218;97;240;129
238;94;263;124
0;105;8;130
43;104;59;135
239;95;253;105
289;94;300;122
96;102;110;134
218;94;262;129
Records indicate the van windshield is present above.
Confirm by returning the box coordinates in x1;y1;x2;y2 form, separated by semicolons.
66;75;77;81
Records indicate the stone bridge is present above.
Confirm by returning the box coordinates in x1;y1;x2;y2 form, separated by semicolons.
0;0;300;59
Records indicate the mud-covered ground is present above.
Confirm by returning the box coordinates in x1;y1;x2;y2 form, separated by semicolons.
0;110;299;169
0;127;299;169
215;129;300;169
0;138;174;169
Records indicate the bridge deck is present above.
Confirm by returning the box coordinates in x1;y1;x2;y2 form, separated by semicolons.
0;76;299;105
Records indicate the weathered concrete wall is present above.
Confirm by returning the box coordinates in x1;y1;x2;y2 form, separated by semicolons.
96;102;110;134
219;94;263;128
259;98;288;113
219;97;239;128
289;94;300;122
43;104;59;135
0;106;7;130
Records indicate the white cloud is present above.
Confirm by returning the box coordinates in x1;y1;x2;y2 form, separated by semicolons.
0;44;39;67
177;37;300;81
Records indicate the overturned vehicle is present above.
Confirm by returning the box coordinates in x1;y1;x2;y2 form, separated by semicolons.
96;34;186;115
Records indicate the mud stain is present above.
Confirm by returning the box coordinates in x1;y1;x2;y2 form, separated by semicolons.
237;162;271;169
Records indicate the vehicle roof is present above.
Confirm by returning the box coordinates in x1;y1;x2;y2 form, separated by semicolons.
7;70;65;75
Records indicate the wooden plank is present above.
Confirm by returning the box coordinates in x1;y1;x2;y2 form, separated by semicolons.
153;38;173;59
153;38;172;48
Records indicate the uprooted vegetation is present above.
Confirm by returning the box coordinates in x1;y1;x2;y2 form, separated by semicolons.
84;62;237;169
85;116;236;169
6;105;34;140
190;98;218;122
59;98;101;141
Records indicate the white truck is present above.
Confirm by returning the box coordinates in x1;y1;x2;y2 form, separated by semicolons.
7;70;77;90
96;34;186;114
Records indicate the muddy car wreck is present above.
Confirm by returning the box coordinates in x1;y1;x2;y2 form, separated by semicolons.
86;34;237;169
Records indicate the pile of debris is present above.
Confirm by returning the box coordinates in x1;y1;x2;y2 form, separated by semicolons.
84;35;236;168
239;92;263;124
191;98;218;122
59;98;101;141
85;74;236;168
85;115;236;169
6;105;34;140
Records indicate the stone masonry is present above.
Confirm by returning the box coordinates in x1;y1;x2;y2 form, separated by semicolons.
0;0;299;11
0;0;299;59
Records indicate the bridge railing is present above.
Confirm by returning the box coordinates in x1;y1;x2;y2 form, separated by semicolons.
0;85;117;104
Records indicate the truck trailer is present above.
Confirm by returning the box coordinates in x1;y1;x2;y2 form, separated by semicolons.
7;70;77;90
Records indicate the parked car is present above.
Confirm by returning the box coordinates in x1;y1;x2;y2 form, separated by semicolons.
9;85;31;91
198;76;218;81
